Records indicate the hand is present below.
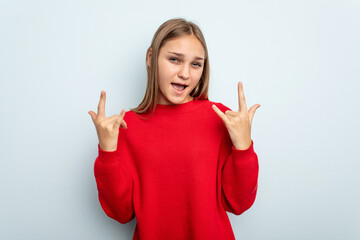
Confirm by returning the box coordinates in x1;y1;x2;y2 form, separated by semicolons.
88;90;127;151
212;82;260;150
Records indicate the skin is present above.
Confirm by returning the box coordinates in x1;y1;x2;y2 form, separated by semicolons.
146;35;205;105
88;91;127;151
212;82;261;150
89;36;261;151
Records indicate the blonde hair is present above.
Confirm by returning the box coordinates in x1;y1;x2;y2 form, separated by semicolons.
131;18;210;116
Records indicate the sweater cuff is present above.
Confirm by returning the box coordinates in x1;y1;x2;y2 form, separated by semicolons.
97;144;120;163
230;140;256;162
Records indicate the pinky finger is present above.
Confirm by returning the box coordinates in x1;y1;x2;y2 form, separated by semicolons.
114;109;126;129
120;119;127;129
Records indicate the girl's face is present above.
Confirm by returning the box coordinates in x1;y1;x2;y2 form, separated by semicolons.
153;35;205;105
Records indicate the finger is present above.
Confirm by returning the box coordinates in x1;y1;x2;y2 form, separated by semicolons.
88;111;97;124
225;110;238;117
102;113;120;124
97;90;106;119
212;104;229;124
114;109;126;130
249;104;261;124
238;82;248;113
120;119;127;129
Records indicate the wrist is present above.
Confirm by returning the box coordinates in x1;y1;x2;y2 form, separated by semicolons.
233;140;252;150
99;143;117;152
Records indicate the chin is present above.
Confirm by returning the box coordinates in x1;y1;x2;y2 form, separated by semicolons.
168;97;187;105
165;94;191;105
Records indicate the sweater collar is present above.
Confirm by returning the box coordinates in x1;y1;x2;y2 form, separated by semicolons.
153;99;202;114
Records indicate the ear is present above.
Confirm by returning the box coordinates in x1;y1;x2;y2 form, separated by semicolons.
146;47;152;68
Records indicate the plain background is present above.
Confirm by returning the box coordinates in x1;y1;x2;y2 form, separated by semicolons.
1;0;359;239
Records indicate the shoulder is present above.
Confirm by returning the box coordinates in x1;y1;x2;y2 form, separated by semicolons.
200;99;233;113
195;99;232;125
123;110;144;122
195;100;230;135
118;110;146;137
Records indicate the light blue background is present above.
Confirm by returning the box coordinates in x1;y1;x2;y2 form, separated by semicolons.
1;0;359;239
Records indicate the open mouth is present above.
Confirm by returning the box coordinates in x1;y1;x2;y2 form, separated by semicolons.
171;83;188;91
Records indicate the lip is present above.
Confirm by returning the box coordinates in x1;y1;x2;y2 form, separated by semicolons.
171;83;188;95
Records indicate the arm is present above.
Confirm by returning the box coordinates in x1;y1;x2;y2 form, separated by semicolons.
89;91;134;224
94;144;135;224
212;82;261;215
220;133;259;215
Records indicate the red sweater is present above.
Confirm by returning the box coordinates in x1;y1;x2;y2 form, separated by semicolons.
94;99;259;240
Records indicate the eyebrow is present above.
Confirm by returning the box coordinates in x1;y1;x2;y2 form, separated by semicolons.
168;51;204;61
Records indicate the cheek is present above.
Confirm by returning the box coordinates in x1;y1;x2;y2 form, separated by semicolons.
159;62;176;80
192;71;203;83
158;64;170;84
189;78;201;92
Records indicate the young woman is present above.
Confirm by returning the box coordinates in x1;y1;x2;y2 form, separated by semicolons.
89;18;261;240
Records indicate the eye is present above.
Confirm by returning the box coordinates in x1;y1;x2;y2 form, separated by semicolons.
193;62;202;67
169;57;180;62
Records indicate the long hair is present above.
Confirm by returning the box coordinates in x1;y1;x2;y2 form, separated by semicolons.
131;18;210;116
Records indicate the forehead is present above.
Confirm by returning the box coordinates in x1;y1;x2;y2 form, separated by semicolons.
160;35;205;57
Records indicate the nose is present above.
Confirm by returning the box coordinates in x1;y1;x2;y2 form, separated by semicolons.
178;64;190;80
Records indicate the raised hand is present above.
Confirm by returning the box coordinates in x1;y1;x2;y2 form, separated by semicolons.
88;90;127;152
212;82;260;150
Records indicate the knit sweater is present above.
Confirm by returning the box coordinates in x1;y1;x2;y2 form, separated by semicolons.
94;99;259;240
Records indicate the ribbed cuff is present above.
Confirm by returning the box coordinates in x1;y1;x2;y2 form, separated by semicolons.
230;140;256;161
97;144;120;163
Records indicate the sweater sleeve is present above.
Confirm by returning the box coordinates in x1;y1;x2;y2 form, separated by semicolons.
217;117;259;216
94;143;135;224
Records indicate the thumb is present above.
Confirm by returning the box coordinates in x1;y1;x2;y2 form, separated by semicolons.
88;111;97;124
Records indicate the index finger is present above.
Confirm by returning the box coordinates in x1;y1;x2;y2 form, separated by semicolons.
212;104;230;125
97;90;106;118
238;82;248;112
